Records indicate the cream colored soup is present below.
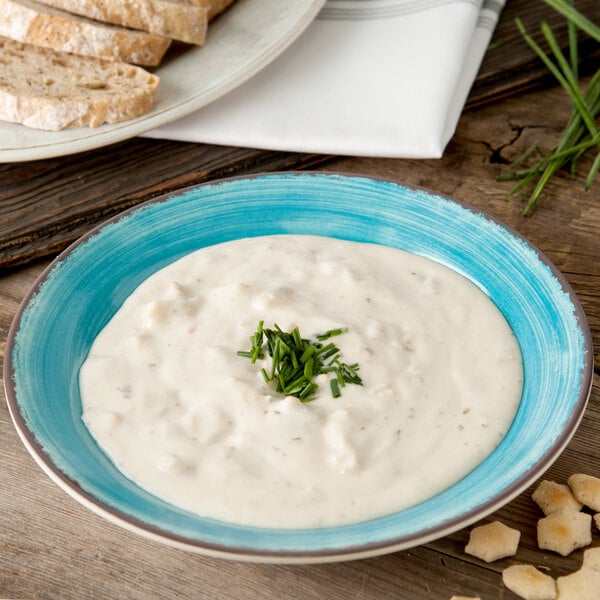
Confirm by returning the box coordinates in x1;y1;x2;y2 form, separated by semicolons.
80;235;522;528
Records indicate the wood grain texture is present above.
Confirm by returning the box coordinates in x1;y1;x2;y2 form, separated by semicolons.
1;0;598;270
1;74;599;600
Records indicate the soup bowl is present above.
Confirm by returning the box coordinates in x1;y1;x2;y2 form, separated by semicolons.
4;172;593;563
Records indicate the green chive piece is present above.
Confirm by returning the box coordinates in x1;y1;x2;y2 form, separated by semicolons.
277;373;286;393
303;357;314;380
300;346;315;363
330;379;341;398
299;382;317;400
316;342;335;356
319;347;340;362
290;349;299;370
316;327;348;340
260;368;270;383
292;326;302;347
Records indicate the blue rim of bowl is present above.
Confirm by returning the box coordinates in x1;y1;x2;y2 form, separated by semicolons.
3;171;594;563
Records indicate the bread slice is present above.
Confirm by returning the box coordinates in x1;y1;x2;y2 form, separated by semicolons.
0;0;170;66
178;0;235;21
0;36;160;130
33;0;208;45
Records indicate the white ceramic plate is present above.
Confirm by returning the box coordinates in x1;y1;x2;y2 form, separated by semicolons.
0;0;325;163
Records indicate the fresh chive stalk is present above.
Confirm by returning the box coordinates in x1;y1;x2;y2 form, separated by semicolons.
499;0;600;214
237;322;362;401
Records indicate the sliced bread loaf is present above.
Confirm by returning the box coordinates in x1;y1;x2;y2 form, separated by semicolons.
0;36;160;130
33;0;208;45
0;0;170;66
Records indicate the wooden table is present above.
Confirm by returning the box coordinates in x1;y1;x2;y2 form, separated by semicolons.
1;2;599;598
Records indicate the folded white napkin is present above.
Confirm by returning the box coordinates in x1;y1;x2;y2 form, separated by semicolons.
145;0;505;158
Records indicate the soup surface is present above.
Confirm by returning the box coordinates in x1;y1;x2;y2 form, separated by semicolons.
80;235;523;528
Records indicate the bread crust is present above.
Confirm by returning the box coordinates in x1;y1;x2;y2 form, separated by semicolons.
33;0;208;45
0;0;170;65
0;36;160;130
177;0;235;21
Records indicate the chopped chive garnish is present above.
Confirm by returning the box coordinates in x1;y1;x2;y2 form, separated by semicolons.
290;350;299;370
315;342;335;355
303;357;314;380
278;373;286;393
330;379;341;398
237;322;362;400
316;327;348;340
299;382;317;400
319;347;340;362
251;345;262;363
292;326;302;347
300;346;314;363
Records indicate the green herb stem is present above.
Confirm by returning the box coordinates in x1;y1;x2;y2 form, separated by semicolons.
540;21;598;137
543;0;600;43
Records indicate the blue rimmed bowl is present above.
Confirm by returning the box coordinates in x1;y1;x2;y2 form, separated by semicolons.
4;172;593;563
